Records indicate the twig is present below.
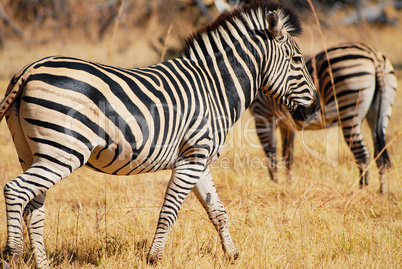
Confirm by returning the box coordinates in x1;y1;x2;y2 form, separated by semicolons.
306;0;342;128
0;3;23;38
108;0;125;61
161;24;173;62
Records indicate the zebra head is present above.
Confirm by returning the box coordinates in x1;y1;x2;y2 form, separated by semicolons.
215;1;319;121
260;8;319;121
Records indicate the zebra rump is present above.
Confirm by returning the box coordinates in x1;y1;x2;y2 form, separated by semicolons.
250;42;397;193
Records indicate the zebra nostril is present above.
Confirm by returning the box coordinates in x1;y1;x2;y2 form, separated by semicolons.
289;92;320;121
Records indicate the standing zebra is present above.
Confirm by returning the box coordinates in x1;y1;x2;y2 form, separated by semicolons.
0;3;319;268
250;42;397;192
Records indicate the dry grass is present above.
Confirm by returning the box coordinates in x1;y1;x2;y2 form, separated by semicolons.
0;4;402;268
0;78;401;269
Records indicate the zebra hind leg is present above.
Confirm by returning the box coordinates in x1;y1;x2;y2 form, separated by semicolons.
192;167;238;260
3;158;79;269
4;183;48;268
366;98;392;194
2;108;37;268
368;55;397;193
369;121;390;194
3;100;88;268
23;194;48;268
342;124;370;189
3;107;53;268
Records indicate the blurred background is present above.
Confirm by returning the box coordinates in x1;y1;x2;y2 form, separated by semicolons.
0;0;401;79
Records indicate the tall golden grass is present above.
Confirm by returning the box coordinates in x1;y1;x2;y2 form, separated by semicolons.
0;3;402;268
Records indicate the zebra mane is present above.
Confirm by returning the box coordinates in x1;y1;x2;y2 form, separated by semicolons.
182;2;301;59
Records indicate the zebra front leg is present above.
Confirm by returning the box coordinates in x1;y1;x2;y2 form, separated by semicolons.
147;156;208;263
23;194;49;268
192;167;239;260
255;116;278;182
279;124;295;182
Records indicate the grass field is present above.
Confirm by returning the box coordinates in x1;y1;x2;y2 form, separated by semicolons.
0;4;402;268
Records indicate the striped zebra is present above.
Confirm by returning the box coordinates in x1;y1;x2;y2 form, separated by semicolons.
0;3;319;268
250;42;397;193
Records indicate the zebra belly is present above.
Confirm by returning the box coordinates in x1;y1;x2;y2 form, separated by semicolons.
86;141;179;175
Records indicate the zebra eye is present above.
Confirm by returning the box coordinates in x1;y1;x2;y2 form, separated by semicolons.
292;55;303;64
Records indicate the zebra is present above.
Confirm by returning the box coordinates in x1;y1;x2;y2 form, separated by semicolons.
250;42;397;193
0;3;319;268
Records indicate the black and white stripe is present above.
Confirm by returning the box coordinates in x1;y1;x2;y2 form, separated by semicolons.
251;42;397;192
0;3;318;268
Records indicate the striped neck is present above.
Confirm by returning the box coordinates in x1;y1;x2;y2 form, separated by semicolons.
181;7;271;122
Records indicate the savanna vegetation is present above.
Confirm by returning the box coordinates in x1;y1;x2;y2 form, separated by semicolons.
0;0;401;268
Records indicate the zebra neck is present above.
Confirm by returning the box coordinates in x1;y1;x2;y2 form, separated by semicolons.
180;9;275;123
186;40;263;125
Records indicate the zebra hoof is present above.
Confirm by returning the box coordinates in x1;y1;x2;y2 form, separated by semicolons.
232;251;239;260
146;253;161;265
224;250;239;263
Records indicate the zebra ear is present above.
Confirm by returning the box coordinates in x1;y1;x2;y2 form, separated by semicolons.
267;11;287;41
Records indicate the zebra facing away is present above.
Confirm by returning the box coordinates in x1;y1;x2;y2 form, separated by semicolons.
250;42;397;193
0;3;319;268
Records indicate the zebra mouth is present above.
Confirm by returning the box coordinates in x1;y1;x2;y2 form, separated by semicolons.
290;91;320;121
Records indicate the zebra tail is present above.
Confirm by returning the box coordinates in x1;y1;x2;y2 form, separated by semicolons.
0;70;26;122
373;55;397;168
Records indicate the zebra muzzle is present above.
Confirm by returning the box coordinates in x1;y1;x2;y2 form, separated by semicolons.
290;91;320;122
